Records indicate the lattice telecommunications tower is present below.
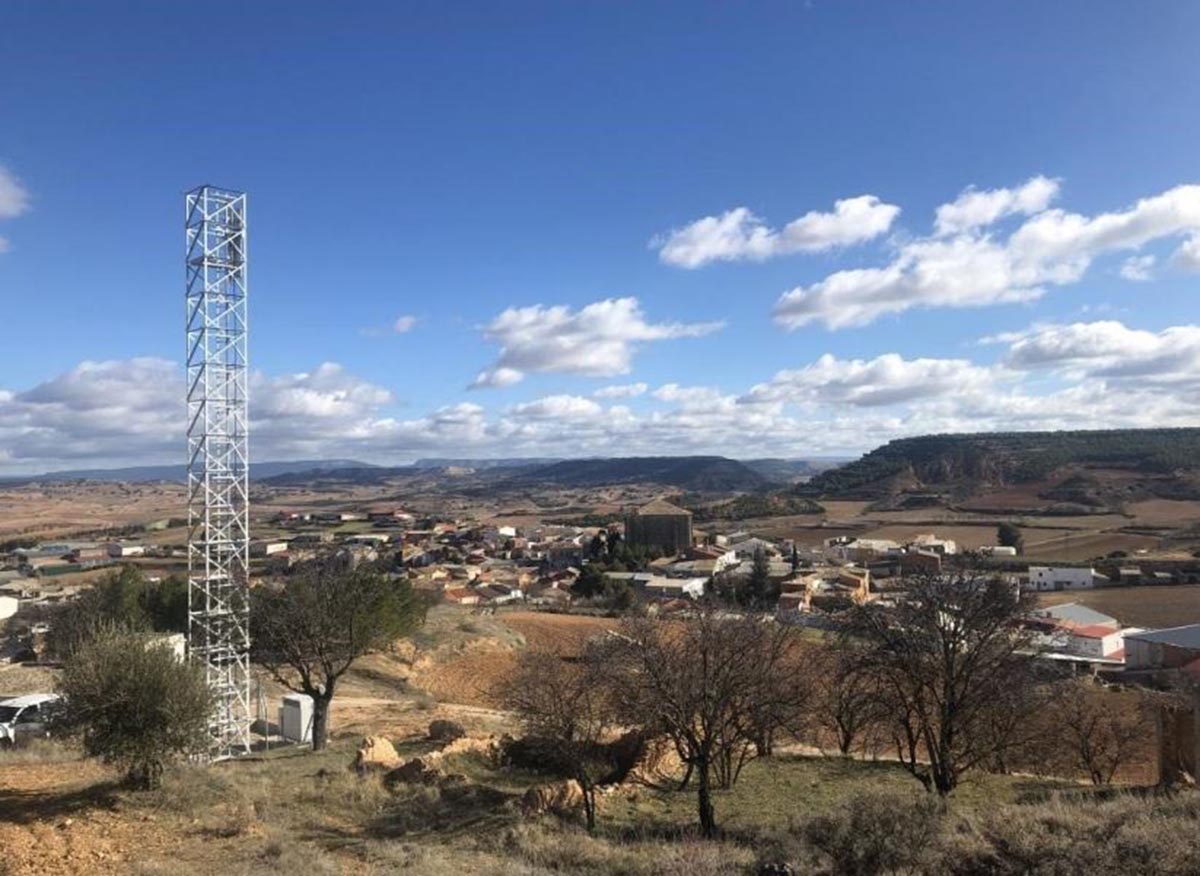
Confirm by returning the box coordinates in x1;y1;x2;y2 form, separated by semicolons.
186;186;251;759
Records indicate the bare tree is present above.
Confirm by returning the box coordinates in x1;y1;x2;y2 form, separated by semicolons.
502;643;620;831
251;559;425;750
849;573;1038;795
817;641;889;756
1053;680;1150;785
602;612;795;838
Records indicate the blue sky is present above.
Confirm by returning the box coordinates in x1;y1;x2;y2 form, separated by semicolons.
2;2;1200;472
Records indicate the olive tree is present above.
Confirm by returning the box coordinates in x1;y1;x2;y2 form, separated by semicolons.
56;627;212;789
47;566;188;659
251;559;425;750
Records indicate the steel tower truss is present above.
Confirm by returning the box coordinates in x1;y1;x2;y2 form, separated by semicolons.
186;186;251;759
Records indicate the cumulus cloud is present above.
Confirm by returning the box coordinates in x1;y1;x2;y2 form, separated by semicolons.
11;324;1200;474
775;181;1200;330
0;359;182;469
933;176;1059;236
470;297;722;388
0;167;30;220
745;353;998;407
509;394;603;419
252;363;393;423
1173;235;1200;272
392;315;418;333
1119;254;1156;282
1000;320;1200;388
593;382;648;399
0;166;31;253
655;195;900;268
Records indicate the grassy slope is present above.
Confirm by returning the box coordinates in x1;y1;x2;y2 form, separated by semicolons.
0;740;1083;876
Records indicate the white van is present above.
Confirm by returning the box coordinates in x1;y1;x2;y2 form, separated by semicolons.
0;693;61;747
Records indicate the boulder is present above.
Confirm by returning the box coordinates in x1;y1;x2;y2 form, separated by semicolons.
353;736;400;773
519;779;584;817
384;757;440;787
621;733;683;788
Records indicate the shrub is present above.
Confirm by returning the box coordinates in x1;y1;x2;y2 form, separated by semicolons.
799;790;943;876
428;719;466;743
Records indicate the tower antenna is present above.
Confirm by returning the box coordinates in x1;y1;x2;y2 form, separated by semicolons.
185;185;251;759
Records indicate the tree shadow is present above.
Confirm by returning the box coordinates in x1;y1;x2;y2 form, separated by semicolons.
0;779;123;825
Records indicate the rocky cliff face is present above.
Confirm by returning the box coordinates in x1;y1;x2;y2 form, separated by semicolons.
805;428;1200;500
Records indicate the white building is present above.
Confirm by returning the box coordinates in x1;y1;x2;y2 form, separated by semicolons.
910;533;958;555
642;576;706;600
1068;625;1140;659
251;540;289;557
105;542;145;558
1025;566;1097;592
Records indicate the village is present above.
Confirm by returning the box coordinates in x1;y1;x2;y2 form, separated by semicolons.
7;494;1200;685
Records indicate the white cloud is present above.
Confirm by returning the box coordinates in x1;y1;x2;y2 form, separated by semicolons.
252;363;393;422
1119;254;1156;282
1000;320;1200;388
0;167;30;220
509;394;602;419
0;166;30;254
776;181;1200;330
393;315;418;334
470;297;723;388
655;195;900;268
0;358;182;468
10;327;1200;474
1173;235;1200;272
471;367;524;389
593;382;648;399
933;176;1059;236
745;353;998;407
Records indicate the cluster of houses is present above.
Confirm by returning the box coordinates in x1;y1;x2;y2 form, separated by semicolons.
8;496;1200;680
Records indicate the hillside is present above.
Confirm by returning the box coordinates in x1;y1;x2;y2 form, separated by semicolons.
740;457;849;483
803;428;1200;507
508;456;769;492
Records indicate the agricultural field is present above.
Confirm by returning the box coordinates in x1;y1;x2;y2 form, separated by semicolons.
0;482;184;540
1037;584;1200;629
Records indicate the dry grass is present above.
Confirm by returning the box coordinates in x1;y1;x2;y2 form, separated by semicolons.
1;730;1197;875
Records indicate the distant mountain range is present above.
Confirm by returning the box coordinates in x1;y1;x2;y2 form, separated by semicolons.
2;455;842;491
503;456;770;492
0;459;379;486
411;457;562;469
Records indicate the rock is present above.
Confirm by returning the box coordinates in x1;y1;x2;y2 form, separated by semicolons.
428;719;467;744
519;779;584;817
384;757;440;787
622;734;683;788
353;736;401;773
